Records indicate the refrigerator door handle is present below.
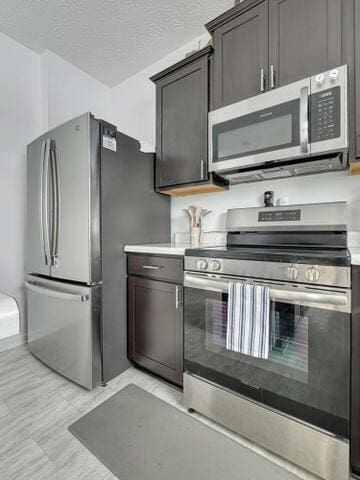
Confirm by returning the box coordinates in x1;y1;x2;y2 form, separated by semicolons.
50;142;59;266
40;139;51;265
25;281;89;302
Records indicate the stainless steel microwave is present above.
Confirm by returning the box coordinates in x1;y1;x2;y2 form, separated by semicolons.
209;65;348;184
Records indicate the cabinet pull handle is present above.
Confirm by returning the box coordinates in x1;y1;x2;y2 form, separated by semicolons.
260;68;266;93
175;286;183;309
142;265;163;270
270;64;276;89
200;160;206;180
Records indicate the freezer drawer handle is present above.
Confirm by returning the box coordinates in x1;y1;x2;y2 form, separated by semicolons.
142;265;163;270
25;281;89;302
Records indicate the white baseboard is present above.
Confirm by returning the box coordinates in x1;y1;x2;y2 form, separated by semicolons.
0;333;27;353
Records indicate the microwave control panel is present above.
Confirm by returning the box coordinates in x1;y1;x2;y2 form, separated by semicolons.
310;86;340;143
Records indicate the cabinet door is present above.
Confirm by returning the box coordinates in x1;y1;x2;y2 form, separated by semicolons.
156;56;208;188
269;0;342;89
128;276;183;386
212;1;268;109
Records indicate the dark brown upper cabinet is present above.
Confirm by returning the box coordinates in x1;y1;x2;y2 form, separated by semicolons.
210;1;268;110
268;0;342;89
207;0;343;110
151;47;228;196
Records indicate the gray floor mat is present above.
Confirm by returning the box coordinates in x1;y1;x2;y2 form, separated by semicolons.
69;384;301;480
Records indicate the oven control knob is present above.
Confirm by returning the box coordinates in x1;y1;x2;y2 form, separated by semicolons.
305;267;320;282
316;73;325;86
196;259;208;271
329;69;339;83
209;260;222;272
285;266;299;281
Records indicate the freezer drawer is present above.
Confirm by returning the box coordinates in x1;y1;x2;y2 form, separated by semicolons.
26;275;101;389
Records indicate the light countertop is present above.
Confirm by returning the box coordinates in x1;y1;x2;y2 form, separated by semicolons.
349;232;360;266
125;232;227;257
125;233;360;264
349;247;360;266
124;244;190;256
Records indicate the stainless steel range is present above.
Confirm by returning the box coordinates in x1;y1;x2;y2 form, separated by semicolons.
183;201;350;480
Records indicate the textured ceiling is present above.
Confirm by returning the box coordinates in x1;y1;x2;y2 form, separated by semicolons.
0;0;234;86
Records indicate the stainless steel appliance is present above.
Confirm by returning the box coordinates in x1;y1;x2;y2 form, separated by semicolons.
209;65;348;183
26;113;170;389
183;202;350;480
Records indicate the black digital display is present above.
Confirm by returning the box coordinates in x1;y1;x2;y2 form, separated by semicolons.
258;209;301;222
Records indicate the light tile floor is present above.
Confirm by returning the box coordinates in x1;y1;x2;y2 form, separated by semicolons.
0;345;319;480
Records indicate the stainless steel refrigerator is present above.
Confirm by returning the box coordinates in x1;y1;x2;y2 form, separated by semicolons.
25;113;170;389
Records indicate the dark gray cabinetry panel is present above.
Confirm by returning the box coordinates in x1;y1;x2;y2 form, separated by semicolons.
152;49;210;189
211;1;268;109
128;275;183;387
268;0;342;89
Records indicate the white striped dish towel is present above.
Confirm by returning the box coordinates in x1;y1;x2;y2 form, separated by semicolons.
226;282;270;359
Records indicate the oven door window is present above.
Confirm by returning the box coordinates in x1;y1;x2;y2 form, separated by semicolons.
184;287;350;438
212;99;300;163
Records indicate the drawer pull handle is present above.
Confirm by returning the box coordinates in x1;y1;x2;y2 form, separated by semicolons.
142;265;163;270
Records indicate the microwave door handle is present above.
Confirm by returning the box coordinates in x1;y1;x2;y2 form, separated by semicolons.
183;274;348;309
300;86;309;154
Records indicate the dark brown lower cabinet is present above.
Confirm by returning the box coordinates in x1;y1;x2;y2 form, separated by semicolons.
128;275;183;387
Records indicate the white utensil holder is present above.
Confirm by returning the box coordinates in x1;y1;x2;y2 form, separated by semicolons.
190;226;201;247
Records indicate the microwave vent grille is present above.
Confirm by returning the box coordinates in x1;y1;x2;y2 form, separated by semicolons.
261;169;292;179
227;173;262;183
294;163;332;175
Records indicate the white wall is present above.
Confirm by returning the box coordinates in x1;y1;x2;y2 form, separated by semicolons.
0;32;42;347
171;171;360;234
42;50;111;130
110;33;210;145
0;36;111;350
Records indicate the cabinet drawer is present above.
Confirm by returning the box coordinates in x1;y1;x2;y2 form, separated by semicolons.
128;254;183;283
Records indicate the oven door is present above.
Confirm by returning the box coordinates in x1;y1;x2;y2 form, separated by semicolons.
184;272;350;438
209;78;310;173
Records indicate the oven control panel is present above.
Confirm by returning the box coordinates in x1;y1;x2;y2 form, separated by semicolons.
184;256;350;289
258;209;301;222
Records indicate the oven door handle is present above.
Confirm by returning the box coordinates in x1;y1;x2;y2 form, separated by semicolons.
184;274;349;309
